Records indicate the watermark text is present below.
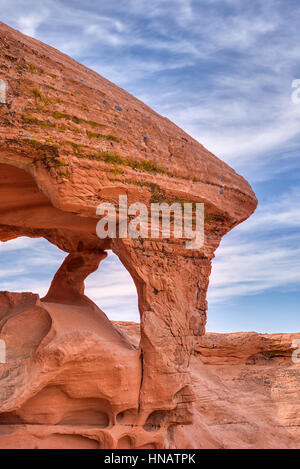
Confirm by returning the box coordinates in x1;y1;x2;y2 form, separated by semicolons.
96;195;204;250
291;79;300;104
0;339;6;364
292;339;300;364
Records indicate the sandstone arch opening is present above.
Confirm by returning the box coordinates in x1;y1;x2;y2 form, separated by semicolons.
85;251;140;323
0;162;140;336
0;236;65;297
0;159;209;431
0;163;142;437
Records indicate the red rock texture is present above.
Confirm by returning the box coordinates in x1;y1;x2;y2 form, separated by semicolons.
2;23;292;449
0;309;299;449
0;293;143;449
117;326;300;449
178;332;300;449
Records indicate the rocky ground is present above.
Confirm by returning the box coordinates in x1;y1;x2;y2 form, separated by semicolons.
0;298;298;449
118;322;300;449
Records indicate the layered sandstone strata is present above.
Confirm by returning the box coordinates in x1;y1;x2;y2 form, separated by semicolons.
0;22;259;447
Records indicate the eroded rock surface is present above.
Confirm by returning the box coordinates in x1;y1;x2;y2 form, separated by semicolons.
178;332;300;449
0;22;260;447
0;293;144;449
119;325;300;449
1;312;298;449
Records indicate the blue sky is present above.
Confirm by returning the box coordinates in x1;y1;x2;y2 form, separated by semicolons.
0;0;299;332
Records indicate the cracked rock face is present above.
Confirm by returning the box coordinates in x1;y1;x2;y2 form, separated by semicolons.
0;22;258;448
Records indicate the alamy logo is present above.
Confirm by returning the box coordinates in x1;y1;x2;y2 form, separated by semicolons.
0;79;7;104
292;339;300;364
291;79;300;104
0;339;6;364
96;195;204;249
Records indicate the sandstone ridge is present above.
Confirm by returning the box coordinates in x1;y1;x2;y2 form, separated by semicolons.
0;22;262;448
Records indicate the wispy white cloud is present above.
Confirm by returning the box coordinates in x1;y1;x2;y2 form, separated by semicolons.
0;239;139;322
17;10;49;37
0;238;65;296
209;243;300;302
237;186;300;232
208;186;300;303
91;56;193;86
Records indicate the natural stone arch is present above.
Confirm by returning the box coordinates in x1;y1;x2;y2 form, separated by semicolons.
0;151;255;440
0;21;257;447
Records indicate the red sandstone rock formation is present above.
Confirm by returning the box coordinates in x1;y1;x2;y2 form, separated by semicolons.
178;332;300;449
118;326;300;449
3;22;296;449
0;309;299;449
